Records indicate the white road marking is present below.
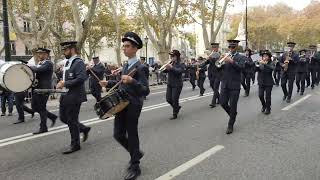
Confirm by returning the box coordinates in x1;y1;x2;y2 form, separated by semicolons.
154;145;224;180
0;92;213;148
282;94;312;111
19;87;195;116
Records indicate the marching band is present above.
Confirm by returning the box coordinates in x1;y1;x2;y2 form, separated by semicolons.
1;33;320;179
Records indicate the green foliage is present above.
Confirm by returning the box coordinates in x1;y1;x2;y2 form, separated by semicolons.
229;1;320;50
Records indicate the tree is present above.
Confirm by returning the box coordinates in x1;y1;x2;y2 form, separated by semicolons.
8;0;58;52
70;0;98;50
229;2;320;51
138;0;180;63
188;0;232;50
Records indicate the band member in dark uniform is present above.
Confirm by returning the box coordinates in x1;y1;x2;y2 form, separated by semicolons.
273;51;282;86
256;50;275;115
309;45;318;89
163;50;184;120
219;40;245;134
296;49;308;95
30;48;58;134
13;91;34;124
280;42;299;103
187;58;197;90
87;56;105;102
99;32;149;180
206;43;221;108
241;48;254;97
56;41;91;154
140;57;150;79
197;57;207;96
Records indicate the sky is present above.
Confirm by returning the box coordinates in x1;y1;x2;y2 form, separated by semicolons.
227;0;316;14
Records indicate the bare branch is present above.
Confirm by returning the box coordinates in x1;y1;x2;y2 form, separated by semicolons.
39;0;58;39
29;0;38;46
212;0;230;42
71;0;83;42
79;0;98;48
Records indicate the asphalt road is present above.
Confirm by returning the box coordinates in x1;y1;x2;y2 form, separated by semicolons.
0;80;320;180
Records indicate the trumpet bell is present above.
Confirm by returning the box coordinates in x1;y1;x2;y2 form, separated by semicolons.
255;61;260;67
215;60;225;68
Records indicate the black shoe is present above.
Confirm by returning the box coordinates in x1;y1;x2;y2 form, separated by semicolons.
63;145;81;154
170;114;177;120
50;117;57;127
125;166;141;180
33;129;48;135
128;151;144;168
199;94;204;96
286;98;291;103
311;86;315;89
297;89;300;93
282;95;287;101
13;120;25;124
261;106;266;113
210;104;216;108
264;108;271;115
8;113;12;116
1;113;5;116
82;127;91;142
226;126;233;134
300;92;304;96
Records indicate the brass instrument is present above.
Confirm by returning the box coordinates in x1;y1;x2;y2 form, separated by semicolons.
299;54;307;62
255;60;262;67
283;51;292;72
215;53;231;68
159;60;173;72
256;56;269;67
272;57;279;66
196;64;200;80
111;67;123;75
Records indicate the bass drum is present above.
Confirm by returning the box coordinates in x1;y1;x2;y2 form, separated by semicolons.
0;61;35;92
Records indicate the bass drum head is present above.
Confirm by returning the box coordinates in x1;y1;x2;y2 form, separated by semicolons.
1;62;34;92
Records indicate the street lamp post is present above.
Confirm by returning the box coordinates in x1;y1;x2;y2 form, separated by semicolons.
144;36;148;63
2;0;11;61
245;0;248;48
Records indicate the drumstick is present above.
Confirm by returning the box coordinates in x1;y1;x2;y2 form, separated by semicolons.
88;68;101;81
106;68;137;95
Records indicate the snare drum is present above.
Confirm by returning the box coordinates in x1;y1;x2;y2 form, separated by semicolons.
94;89;130;119
0;61;35;92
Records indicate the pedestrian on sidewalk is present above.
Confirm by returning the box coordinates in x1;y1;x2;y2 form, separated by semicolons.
1;88;14;116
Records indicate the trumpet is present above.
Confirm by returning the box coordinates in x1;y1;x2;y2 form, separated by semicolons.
299;54;307;62
255;61;261;67
111;67;123;75
215;53;231;68
196;64;200;80
159;60;172;72
283;51;292;72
